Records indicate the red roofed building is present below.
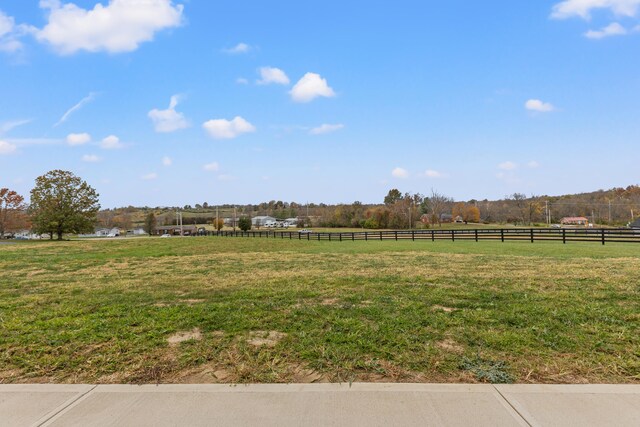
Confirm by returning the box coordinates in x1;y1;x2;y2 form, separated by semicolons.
560;217;589;226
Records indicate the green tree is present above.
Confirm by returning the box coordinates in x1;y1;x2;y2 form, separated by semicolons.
143;212;157;236
213;218;224;231
29;170;100;240
384;188;402;206
0;188;26;238
238;216;252;232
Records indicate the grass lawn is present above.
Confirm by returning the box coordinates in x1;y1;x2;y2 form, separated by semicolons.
1;237;638;385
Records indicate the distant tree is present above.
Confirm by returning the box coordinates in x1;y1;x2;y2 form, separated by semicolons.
452;202;465;220
0;188;26;238
143;212;157;236
463;205;481;223
29;170;100;240
426;189;452;227
238;216;252;232
384;189;403;206
202;202;209;209
510;193;528;225
213;218;224;231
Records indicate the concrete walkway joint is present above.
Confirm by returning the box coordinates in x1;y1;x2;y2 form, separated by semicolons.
0;383;638;427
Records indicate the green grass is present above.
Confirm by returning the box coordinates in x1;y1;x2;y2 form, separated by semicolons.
1;237;639;384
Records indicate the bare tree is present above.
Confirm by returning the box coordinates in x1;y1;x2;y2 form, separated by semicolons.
427;189;452;227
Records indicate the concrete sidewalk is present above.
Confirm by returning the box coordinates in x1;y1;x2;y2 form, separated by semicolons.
1;383;639;427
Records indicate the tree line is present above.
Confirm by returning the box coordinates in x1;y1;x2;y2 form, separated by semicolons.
3;170;639;239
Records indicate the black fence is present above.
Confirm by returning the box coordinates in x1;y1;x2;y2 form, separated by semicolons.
199;228;640;245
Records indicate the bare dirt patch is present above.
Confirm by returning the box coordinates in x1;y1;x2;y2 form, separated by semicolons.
167;328;202;345
436;339;464;353
247;331;287;348
433;305;458;313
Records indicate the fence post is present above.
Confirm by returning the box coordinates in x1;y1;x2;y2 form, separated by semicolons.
475;229;478;242
365;232;368;241
562;228;566;244
352;232;355;241
530;228;534;243
431;230;435;241
380;231;383;241
601;229;605;245
339;233;342;242
501;229;504;242
412;230;415;241
395;231;398;241
451;230;455;242
329;233;331;241
307;232;310;241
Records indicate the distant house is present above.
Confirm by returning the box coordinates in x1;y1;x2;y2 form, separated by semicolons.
285;218;299;227
127;228;146;236
630;218;640;229
560;217;589;226
154;225;198;236
440;214;453;223
252;216;276;227
93;227;120;237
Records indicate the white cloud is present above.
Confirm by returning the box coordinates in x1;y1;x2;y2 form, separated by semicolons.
528;160;540;169
36;0;184;55
141;172;158;180
0;140;17;155
257;66;290;85
55;93;97;127
309;124;344;135
525;99;555;113
498;161;518;171
392;167;409;179
236;77;249;85
290;72;336;103
0;11;13;38
0;10;28;53
82;154;100;162
424;169;443;178
585;22;628;38
66;132;91;146
100;135;123;149
202;116;256;139
148;95;189;133
551;0;640;19
203;161;219;171
0;119;31;134
222;42;250;54
162;156;172;166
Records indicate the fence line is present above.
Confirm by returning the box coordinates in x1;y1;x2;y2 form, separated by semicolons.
197;228;640;245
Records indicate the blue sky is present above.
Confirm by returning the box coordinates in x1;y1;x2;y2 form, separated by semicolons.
1;1;639;208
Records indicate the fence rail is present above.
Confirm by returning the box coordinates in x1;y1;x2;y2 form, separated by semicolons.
197;228;640;245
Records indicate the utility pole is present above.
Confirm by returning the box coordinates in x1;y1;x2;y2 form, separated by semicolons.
216;206;219;235
176;209;183;236
609;200;612;224
233;206;237;232
545;201;549;226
